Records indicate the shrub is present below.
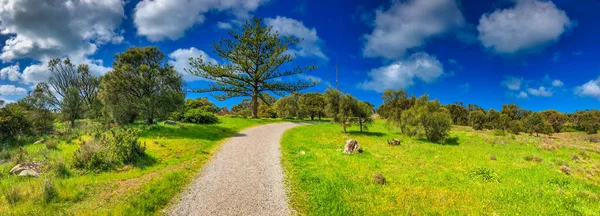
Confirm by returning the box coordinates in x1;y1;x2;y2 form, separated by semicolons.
103;128;145;164
399;96;452;142
45;139;58;150
490;155;497;160
468;168;500;183
42;178;58;203
182;109;218;124
73;128;145;170
53;161;70;178
73;140;111;170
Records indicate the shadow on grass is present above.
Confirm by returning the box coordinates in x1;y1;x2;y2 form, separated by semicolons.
141;123;239;141
132;154;158;169
347;131;386;137
416;136;460;146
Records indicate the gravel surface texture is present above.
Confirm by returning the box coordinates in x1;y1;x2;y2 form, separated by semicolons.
168;122;302;216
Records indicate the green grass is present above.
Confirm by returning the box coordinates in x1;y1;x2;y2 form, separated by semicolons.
0;117;283;215
281;120;600;215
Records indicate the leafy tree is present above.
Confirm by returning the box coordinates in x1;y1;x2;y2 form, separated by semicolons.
541;110;567;133
20;83;55;133
61;88;84;128
187;18;317;118
485;109;500;130
355;101;374;132
524;112;553;136
337;94;358;134
274;95;300;119
230;94;277;118
324;88;341;122
299;92;326;120
377;89;414;128
469;110;486;130
399;95;452;142
0;103;31;139
446;102;469;125
467;104;484;112
100;47;185;125
573;110;600;134
508;120;524;135
501;104;526;121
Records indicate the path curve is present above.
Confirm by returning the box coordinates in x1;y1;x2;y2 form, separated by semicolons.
168;122;302;216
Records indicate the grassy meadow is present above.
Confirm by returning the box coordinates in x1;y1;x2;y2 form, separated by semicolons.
282;120;600;215
0;117;281;215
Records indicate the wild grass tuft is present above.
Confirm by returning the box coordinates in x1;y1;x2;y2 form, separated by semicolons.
468;168;500;183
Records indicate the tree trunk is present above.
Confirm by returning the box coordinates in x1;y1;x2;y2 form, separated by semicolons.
251;92;259;118
70;119;75;128
343;123;347;134
318;113;321;120
311;114;314;121
147;118;153;125
360;121;363;132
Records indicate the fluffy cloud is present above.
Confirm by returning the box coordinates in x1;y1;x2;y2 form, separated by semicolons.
527;86;552;97
501;76;523;90
264;16;327;60
168;47;217;81
0;0;125;62
552;79;564;87
18;57;111;84
0;64;20;81
575;77;600;100
0;85;27;96
363;0;465;59
477;0;573;54
134;0;268;41
503;74;563;98
362;52;444;92
516;91;528;99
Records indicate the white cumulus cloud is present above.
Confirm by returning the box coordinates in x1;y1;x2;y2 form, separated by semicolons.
0;85;27;95
527;86;552;97
0;0;125;62
552;79;564;87
134;0;268;41
501;76;523;90
265;16;327;60
363;0;465;59
168;47;217;82
477;0;574;54
361;52;444;92
575;77;600;100
0;64;21;81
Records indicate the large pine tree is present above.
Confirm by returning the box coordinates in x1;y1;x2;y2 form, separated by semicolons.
187;18;318;118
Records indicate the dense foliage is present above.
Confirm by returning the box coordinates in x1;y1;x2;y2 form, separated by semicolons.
73;128;145;170
182;109;219;124
100;47;184;125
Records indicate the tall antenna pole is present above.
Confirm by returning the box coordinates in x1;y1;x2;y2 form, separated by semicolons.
336;62;339;90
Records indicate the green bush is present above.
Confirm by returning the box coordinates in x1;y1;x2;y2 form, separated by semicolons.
72;140;112;170
45;139;58;150
73;128;145;170
53;161;70;178
182;109;218;124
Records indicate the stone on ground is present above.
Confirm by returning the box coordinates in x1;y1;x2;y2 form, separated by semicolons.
344;139;361;154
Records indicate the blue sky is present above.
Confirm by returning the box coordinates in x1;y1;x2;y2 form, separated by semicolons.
1;0;599;112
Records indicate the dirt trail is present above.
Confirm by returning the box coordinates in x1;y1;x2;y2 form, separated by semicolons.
168;122;302;216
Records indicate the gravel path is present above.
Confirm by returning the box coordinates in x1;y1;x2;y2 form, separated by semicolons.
168;122;302;216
